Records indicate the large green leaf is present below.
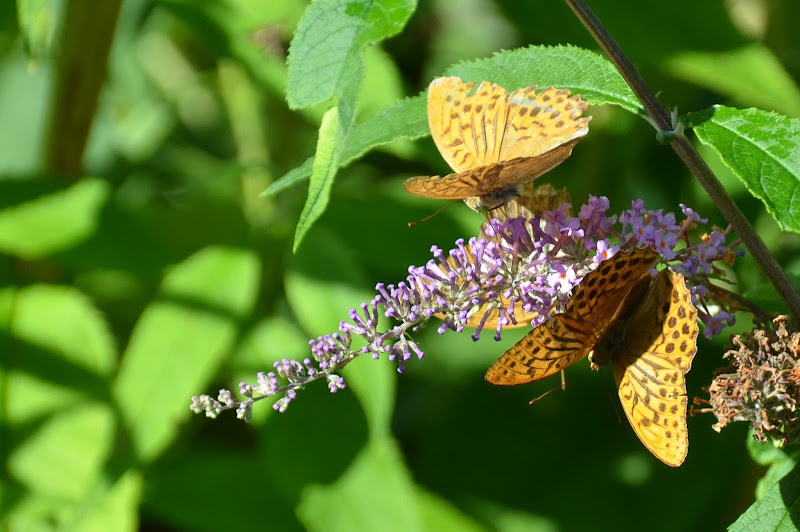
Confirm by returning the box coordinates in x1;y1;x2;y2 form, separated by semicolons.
285;0;417;248
113;246;260;462
685;105;800;233
446;44;641;113
729;460;800;531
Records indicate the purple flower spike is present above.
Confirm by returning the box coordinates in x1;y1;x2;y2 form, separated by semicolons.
191;195;743;421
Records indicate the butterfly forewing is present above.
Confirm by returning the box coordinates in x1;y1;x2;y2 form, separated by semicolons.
427;77;509;172
485;313;593;385
485;248;659;386
612;270;699;467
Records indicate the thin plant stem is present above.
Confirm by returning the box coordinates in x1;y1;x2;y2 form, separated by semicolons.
563;0;800;323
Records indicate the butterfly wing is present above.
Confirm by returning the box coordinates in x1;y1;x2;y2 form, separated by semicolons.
612;269;699;467
499;85;591;162
427;77;510;172
485;313;594;385
403;151;578;200
485;248;659;386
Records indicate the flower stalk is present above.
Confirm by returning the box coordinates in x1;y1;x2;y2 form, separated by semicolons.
191;197;742;421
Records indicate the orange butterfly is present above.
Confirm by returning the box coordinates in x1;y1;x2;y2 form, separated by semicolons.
486;248;699;466
404;77;590;211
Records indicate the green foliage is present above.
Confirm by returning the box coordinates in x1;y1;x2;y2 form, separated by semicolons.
686;106;800;233
730;461;800;532
3;0;800;530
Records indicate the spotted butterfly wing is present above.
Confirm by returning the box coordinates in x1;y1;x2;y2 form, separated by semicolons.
485;248;659;384
607;269;698;466
404;77;590;210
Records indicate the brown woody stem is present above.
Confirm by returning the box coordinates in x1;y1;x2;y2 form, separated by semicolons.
564;0;800;323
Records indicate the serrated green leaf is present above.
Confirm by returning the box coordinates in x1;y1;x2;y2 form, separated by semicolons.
297;438;421;532
446;44;642;113
666;44;800;118
685;105;800;232
293;106;342;252
729;460;800;531
0;178;109;258
113;246;260;462
286;0;416;109
266;45;640;196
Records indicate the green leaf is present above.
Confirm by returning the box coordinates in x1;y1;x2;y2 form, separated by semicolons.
286;0;416;110
666;44;800;118
8;284;117;377
0;178;109;258
74;470;143;532
16;0;59;63
113;246;260;463
729;460;800;531
266;45;640;196
4;284;117;423
293;106;342;252
7;402;115;501
297;437;421;532
685;105;800;233
446;44;642;113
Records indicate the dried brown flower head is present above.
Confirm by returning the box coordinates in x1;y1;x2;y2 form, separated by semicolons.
693;315;800;445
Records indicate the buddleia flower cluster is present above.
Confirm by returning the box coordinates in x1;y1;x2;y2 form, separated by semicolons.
190;195;742;421
692;315;800;445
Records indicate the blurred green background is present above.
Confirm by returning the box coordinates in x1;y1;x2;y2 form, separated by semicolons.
2;0;800;530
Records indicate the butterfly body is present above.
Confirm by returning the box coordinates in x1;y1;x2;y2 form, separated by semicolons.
404;77;590;211
485;248;699;466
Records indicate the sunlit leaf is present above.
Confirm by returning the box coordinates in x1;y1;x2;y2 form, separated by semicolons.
685;105;800;233
113;246;260;462
729;460;800;532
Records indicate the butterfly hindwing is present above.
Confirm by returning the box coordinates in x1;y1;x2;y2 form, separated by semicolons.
612;269;699;467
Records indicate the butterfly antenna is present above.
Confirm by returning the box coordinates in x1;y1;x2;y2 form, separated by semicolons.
529;371;567;405
598;366;624;429
407;200;460;227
